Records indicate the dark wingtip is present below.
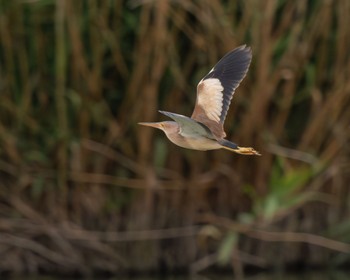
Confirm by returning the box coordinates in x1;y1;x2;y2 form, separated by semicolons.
235;44;252;57
158;110;172;118
243;45;252;54
158;110;167;115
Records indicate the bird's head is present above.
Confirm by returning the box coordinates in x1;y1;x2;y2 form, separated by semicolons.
138;121;178;134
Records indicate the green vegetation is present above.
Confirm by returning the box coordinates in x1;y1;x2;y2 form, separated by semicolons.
0;0;349;276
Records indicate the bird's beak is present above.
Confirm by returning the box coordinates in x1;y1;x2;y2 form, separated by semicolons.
138;122;163;130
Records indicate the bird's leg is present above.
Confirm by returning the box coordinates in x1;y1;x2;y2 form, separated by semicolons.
234;146;261;156
218;139;261;156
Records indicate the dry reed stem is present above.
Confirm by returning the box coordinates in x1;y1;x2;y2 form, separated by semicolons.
55;0;69;215
201;214;350;254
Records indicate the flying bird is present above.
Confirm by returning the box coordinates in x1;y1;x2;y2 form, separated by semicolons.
139;45;260;155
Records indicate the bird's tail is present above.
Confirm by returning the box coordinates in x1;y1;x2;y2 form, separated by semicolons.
218;139;261;156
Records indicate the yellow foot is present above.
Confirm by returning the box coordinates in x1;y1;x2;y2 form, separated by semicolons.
236;146;261;156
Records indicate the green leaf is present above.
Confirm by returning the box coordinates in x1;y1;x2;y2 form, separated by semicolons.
262;195;280;219
217;232;238;266
238;212;255;224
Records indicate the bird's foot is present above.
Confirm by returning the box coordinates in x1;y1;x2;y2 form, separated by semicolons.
236;146;261;156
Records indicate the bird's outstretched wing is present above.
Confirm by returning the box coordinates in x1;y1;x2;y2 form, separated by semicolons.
191;45;252;139
159;111;214;139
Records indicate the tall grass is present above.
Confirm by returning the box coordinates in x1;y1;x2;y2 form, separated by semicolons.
0;0;349;275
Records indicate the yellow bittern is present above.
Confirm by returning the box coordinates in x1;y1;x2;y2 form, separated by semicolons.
139;45;260;155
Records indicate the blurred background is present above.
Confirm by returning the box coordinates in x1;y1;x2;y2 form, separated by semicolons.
0;0;349;277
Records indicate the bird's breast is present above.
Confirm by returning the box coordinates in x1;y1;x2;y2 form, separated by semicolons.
166;132;221;151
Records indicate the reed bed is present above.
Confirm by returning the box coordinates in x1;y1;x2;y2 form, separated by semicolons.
0;0;349;276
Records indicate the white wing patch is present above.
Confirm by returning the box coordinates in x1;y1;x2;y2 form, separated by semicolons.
197;78;224;122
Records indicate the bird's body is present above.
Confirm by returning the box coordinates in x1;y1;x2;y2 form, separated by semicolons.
167;128;221;151
154;120;221;151
139;45;260;156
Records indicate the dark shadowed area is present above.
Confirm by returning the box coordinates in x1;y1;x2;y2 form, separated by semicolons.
0;0;349;278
